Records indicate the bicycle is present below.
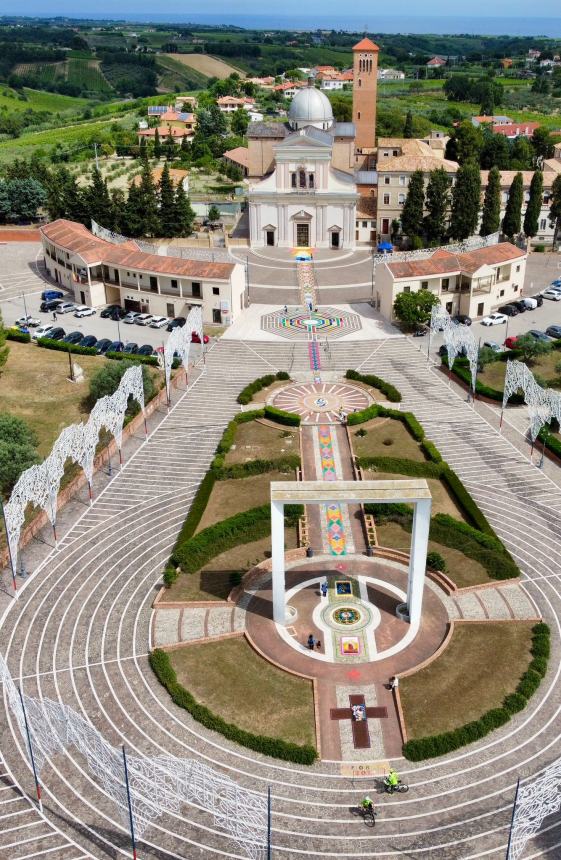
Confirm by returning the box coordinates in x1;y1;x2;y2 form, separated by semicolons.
384;778;409;794
359;803;377;826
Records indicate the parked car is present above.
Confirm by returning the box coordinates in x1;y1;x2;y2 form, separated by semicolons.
481;312;508;327
167;316;186;332
95;338;113;354
15;315;40;328
63;331;84;344
56;302;76;314
504;336;520;349
533;294;544;306
498;304;519;316
108;340;124;352
74;305;96;318
100;305;126;319
123;312;141;324
136;344;155;356
521;297;538;310
545;283;561;292
78;335;97;348
550;279;561;287
32;323;54;340
453;314;472;326
123;342;138;354
40;298;64;313
511;300;528;313
191;331;210;344
483;341;503;353
542;289;561;301
135;314;153;326
46;327;66;341
149;316;169;329
546;325;561;339
526;330;553;343
41;289;63;302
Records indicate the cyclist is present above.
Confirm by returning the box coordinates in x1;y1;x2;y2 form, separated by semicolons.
360;795;374;812
385;769;400;792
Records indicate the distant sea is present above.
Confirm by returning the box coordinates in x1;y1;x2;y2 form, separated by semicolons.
49;14;561;37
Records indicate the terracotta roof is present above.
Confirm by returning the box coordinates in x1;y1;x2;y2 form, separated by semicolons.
41;219;235;280
480;169;555;188
223;146;249;168
356;196;377;218
386;242;525;279
132;167;189;187
353;38;379;52
138;126;191;138
378;155;459;173
492;122;539;137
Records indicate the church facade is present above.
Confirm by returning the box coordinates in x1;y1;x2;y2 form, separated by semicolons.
247;38;379;250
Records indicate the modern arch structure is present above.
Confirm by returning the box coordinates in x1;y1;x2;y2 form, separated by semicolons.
271;479;432;629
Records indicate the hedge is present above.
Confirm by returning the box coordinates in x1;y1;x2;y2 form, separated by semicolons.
37;337;97;356
216;455;300;480
237;371;290;405
212;409;265;468
403;623;550;760
345;368;402;403
537;427;561;462
358;456;443;479
264;405;301;426
106;350;159;366
6;328;31;343
421;439;443;463
441;355;524;404
149;648;317;764
441;467;496;537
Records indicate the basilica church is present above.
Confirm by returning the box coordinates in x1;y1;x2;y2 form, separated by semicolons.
247;38;379;250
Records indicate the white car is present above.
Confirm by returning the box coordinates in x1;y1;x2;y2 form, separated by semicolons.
123;312;140;324
15;315;40;328
521;297;538;309
135;314;154;326
149;316;169;329
56;302;76;314
543;289;561;301
481;312;508;326
74;305;96;318
32;324;54;340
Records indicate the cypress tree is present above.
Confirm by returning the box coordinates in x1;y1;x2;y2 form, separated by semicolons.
138;161;160;237
153;128;161;160
159;162;177;238
550;174;561;250
449;160;482;241
165;130;176;161
174;183;195;237
85;167;115;229
480;166;502;236
400;170;425;241
122;181;145;238
403;110;414;139
502;171;524;239
424;167;450;244
139;136;148;163
523;170;543;240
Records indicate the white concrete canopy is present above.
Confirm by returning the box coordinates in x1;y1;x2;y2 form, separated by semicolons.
270;480;432;632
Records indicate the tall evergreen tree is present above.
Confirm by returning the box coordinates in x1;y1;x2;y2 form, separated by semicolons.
158;162;177;238
403;110;414;139
137;161;160;237
174;183;195;237
85;167;115;229
502;172;524;239
400;170;425;240
549;174;561;249
139;136;148;163
449;160;482;240
153;128;161;160
122;181;145;238
164;130;176;161
523;170;543;239
424;167;450;244
480;166;502;236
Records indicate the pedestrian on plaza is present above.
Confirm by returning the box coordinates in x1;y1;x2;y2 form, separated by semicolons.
307;633;315;650
283;304;288;314
315;640;321;650
389;676;399;692
52;310;57;321
321;581;328;598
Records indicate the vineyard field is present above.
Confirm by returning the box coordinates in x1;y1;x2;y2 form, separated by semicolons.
67;59;113;93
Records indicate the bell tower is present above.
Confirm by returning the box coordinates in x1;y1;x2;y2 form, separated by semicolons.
352;38;379;166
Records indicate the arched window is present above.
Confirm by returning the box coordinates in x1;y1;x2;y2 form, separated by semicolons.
299;169;306;188
358;78;362;88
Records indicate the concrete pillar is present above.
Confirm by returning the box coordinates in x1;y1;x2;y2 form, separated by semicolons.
407;498;432;628
271;500;286;624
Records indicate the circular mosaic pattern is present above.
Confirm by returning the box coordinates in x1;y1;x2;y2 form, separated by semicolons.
272;382;371;423
261;306;362;341
332;606;361;625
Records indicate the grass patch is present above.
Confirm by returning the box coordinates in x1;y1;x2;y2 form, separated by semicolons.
197;471;295;532
225;421;298;465
480;352;561;391
351;418;426;462
363;471;466;521
169;638;316;747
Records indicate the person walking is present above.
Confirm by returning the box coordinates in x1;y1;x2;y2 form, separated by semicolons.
307;633;315;650
52;310;58;321
321;581;328;598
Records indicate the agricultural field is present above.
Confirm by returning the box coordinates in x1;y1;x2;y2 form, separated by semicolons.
66;59;113;93
0;87;90;114
165;53;244;80
13;62;65;83
0;115;134;164
156;56;208;91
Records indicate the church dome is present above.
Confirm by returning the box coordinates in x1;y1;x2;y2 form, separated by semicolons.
288;84;334;131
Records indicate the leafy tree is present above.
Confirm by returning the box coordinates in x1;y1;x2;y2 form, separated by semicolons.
479;82;495;116
524;170;544;239
393;290;440;330
400;170;425;240
515;334;551;364
158;162;177;238
196;105;227;139
208;204;221;222
174;184;195;237
502;172;523;239
549;174;561;249
329;94;352;122
403;110;413;139
480;166;502;236
88;360;155;413
477;346;499;369
153;128;161;160
531;127;554;161
480;130;510;170
510;136;533;170
449;161;481;240
231;108;249;136
0;411;39;496
0;311;9;373
424;167;450;244
445;121;484;165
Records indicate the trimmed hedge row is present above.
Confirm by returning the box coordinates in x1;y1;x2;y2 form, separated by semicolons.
106;350;159;366
212;409;265;469
149;648;317;764
6;328;31;343
421;439;443;463
345;368;402;403
347;402;425;444
37;337;97;356
403;623;550;761
216;455;301;480
264;405;301;426
237;371;290;405
538;426;561;462
441;467;496;537
441;355;524;404
358;456;443;479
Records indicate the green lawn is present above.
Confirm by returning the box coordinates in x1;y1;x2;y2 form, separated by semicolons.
480;352;561;392
0;87;90;114
0;115;134;163
351;417;426;462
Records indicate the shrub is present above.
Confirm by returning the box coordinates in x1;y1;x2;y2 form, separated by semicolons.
212;409;265;468
345;369;402;403
503;693;527;714
421;439;443;463
87;359;156;412
237;371;290;405
6;328;31;343
105;350;159;366
264;405;301;426
37;337;97;356
149;648;317;764
516;669;542;699
358;456;442;478
529;657;547;677
347;404;380;425
534;244;545;252
163;563;179;587
0;412;39;495
530;637;550;659
426;551;446;572
217;455;300;479
441;468;497;536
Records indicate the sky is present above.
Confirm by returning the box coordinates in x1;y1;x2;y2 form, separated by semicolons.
2;1;560;18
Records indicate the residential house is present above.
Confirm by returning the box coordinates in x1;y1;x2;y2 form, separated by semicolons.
273;80;307;98
355;195;377;245
223;146;249;177
426;56;447;68
471;115;513;127
492;122;540;139
375;243;526;321
377;68;405;81
217;96;256;113
138;126;193;145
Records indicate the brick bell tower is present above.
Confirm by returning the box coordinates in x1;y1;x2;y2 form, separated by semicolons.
352;38;379;166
